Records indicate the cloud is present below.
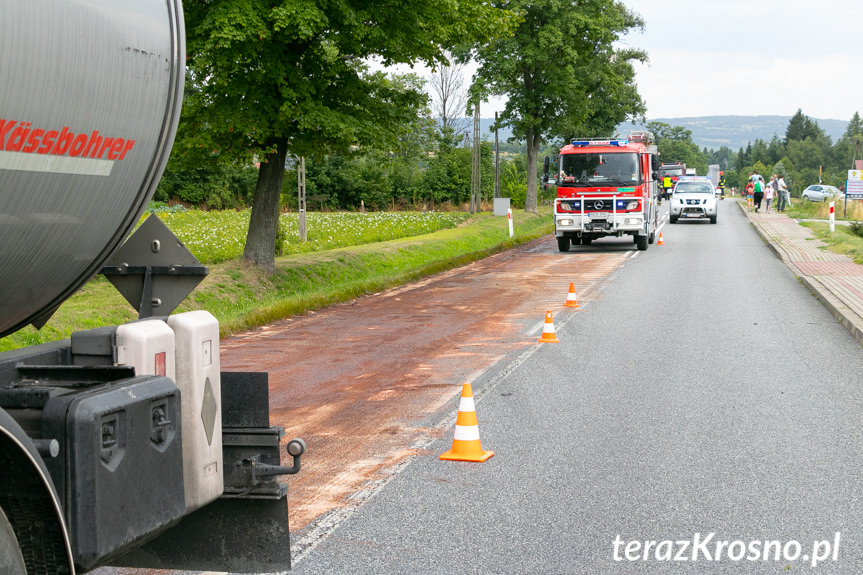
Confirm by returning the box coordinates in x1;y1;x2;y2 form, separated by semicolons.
627;0;863;120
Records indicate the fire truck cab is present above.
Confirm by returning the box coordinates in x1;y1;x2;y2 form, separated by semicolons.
547;132;660;252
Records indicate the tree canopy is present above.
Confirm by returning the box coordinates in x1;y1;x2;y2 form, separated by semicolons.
470;0;646;212
180;0;520;272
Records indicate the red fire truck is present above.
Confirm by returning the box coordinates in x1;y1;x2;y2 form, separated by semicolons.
659;162;687;199
546;132;660;252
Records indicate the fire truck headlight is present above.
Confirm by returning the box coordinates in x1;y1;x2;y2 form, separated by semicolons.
615;200;640;210
624;217;642;225
559;218;574;226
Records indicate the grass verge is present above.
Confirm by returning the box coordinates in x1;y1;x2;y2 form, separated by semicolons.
0;210;552;352
799;220;863;265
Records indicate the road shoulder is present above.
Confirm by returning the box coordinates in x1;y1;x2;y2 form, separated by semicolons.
739;200;863;345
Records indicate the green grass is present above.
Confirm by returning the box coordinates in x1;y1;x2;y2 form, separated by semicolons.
0;209;552;352
785;198;863;221
155;209;470;263
799;221;863;265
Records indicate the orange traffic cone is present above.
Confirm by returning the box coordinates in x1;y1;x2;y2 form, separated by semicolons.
563;283;580;308
440;383;494;462
657;232;665;245
538;311;560;343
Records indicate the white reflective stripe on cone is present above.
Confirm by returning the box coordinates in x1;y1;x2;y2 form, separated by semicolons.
458;396;475;412
453;425;481;441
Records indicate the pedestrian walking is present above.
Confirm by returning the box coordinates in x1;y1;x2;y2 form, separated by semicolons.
776;174;789;211
746;182;754;211
764;179;775;213
753;178;764;212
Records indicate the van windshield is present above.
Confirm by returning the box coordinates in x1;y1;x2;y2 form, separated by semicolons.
559;152;639;187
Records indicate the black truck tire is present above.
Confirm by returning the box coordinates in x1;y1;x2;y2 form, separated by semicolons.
0;505;27;575
557;236;570;252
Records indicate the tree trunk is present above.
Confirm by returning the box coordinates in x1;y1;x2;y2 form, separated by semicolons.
243;139;288;274
524;126;541;213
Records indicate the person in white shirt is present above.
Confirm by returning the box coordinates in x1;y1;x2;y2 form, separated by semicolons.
775;174;789;212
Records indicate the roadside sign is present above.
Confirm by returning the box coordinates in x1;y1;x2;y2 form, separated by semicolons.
847;170;863;200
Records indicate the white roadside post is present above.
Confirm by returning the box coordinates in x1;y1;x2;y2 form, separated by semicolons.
830;201;835;233
508;208;514;237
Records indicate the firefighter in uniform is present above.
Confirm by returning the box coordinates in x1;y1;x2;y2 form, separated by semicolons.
718;172;726;199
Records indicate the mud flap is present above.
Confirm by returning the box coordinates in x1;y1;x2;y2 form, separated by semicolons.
110;496;293;572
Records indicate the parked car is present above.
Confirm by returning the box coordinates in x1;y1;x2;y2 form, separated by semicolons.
669;176;718;224
801;184;843;202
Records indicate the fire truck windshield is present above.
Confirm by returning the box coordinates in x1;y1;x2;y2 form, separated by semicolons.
660;168;684;177
559;152;639;186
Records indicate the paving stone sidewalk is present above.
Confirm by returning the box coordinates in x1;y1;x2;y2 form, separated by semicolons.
741;200;863;344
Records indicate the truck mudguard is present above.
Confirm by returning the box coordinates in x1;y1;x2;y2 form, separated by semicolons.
0;408;75;575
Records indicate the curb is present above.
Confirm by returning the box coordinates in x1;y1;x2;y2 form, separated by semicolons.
737;200;863;345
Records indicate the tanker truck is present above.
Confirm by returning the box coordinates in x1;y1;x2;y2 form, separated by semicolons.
0;2;306;573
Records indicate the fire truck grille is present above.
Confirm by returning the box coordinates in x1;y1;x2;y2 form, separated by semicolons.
584;200;615;211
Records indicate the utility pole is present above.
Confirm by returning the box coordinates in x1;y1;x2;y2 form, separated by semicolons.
470;102;481;213
494;111;500;199
298;156;307;242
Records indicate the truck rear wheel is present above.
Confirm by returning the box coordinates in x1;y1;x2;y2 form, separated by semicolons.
636;235;648;251
0;506;27;575
556;236;570;252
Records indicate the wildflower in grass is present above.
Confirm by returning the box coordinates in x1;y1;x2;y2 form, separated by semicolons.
150;209;468;263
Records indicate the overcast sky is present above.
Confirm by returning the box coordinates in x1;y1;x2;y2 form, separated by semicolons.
621;0;861;121
387;1;860;122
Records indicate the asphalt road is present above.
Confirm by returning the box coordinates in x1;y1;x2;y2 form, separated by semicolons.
291;199;863;574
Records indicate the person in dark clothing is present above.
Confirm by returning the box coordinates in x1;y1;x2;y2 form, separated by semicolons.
752;178;764;212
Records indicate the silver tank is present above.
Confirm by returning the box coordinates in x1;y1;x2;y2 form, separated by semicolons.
0;0;184;338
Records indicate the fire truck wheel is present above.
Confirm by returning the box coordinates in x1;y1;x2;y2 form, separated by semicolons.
0;505;27;575
556;236;570;252
648;231;655;244
636;235;648;251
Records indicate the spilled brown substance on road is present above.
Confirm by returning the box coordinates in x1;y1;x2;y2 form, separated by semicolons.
220;236;629;534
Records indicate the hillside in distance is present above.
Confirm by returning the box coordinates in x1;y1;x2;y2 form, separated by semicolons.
617;115;848;151
475;115;848;151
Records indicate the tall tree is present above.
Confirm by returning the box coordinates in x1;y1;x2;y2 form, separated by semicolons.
428;55;471;137
829;111;863;171
786;109;824;142
647;121;706;173
470;0;646;213
182;1;519;272
844;112;863;139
